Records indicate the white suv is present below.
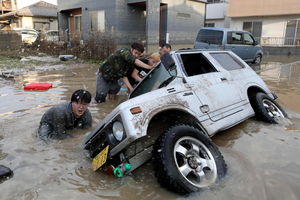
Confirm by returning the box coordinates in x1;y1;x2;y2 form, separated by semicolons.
84;50;286;194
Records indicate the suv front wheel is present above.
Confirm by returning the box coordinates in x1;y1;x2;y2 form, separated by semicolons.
153;125;227;195
253;54;262;65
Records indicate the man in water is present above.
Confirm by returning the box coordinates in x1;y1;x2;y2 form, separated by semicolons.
38;89;92;141
159;43;172;56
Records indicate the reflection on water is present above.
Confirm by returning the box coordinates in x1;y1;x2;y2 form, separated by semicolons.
1;59;300;200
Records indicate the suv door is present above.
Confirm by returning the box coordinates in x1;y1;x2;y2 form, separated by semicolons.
225;31;249;60
177;52;244;123
243;32;258;60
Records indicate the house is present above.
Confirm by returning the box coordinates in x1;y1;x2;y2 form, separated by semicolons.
57;0;207;52
228;0;300;46
205;0;300;47
205;0;230;28
0;1;58;32
0;0;17;29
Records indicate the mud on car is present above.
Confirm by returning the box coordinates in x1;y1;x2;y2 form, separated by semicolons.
84;50;286;194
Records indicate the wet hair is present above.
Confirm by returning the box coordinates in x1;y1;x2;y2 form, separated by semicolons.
71;89;92;104
160;43;172;50
131;42;145;53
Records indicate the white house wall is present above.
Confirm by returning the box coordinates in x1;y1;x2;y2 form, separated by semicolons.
206;3;227;20
21;17;33;29
230;15;300;37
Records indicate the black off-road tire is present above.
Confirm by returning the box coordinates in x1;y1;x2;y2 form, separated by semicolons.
153;125;226;195
251;92;287;124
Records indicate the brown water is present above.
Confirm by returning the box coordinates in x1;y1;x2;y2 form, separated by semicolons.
1;58;300;200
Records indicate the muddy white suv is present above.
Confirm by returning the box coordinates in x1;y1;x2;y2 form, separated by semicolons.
84;50;286;194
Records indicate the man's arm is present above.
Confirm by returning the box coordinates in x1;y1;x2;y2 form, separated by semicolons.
38;122;51;142
131;68;142;82
134;59;154;70
122;76;134;93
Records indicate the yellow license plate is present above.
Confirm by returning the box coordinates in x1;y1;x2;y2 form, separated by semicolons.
92;145;109;171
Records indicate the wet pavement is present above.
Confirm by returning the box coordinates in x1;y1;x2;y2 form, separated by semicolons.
0;56;300;200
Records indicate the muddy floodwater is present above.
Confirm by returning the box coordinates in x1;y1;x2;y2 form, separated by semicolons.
1;56;300;200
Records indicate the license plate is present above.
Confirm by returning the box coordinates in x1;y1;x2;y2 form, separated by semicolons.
92;145;109;171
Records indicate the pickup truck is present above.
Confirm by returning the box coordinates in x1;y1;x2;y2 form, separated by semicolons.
84;49;286;194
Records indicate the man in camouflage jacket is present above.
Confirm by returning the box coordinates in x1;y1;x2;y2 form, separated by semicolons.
95;42;154;103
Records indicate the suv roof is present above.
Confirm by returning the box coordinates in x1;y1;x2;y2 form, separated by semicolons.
199;27;251;34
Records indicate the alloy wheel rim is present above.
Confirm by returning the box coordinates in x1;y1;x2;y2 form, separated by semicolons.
173;136;217;188
262;99;285;119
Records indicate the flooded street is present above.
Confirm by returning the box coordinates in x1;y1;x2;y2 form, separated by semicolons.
1;57;300;200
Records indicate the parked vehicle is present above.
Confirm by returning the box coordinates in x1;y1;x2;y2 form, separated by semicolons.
13;28;39;44
45;30;59;41
84;50;286;194
194;27;263;64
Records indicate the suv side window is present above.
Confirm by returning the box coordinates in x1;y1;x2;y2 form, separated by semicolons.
180;53;217;76
243;33;254;45
228;32;243;44
210;52;245;71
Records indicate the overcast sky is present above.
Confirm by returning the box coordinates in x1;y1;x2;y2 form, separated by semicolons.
18;0;57;9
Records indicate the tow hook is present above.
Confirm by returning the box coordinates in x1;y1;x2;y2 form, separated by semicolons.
113;163;132;178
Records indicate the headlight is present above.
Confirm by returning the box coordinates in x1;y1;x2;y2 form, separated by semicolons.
112;121;124;141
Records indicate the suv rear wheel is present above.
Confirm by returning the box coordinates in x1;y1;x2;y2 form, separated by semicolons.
251;93;287;123
153;125;226;195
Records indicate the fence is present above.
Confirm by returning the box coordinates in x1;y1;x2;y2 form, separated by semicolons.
259;37;300;47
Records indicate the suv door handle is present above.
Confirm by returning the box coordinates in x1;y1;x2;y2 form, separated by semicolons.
220;77;227;81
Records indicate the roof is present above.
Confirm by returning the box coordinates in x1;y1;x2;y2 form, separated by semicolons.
0;1;57;20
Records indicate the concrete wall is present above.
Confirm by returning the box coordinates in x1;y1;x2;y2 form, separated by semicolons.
18;17;58;31
0;31;21;50
162;0;206;47
57;0;116;40
115;0;146;45
57;0;206;49
263;46;300;56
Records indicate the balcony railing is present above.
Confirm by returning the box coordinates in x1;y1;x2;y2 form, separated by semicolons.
0;0;12;11
258;37;300;47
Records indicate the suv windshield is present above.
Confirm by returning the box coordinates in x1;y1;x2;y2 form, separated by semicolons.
130;62;176;99
196;29;223;45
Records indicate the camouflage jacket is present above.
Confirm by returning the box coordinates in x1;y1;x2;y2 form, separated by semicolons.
38;102;92;141
100;48;136;81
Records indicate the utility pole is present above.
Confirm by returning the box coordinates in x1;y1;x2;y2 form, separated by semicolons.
1;0;4;15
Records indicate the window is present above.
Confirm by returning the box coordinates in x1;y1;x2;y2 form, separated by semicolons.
196;29;223;45
210;53;244;71
207;0;225;3
130;62;175;98
204;23;215;27
228;32;242;44
243;33;254;45
180;53;217;77
284;19;300;45
243;21;262;41
177;13;191;19
74;15;81;32
90;10;105;32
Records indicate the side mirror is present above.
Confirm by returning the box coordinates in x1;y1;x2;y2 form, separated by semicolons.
254;40;258;46
161;52;175;70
